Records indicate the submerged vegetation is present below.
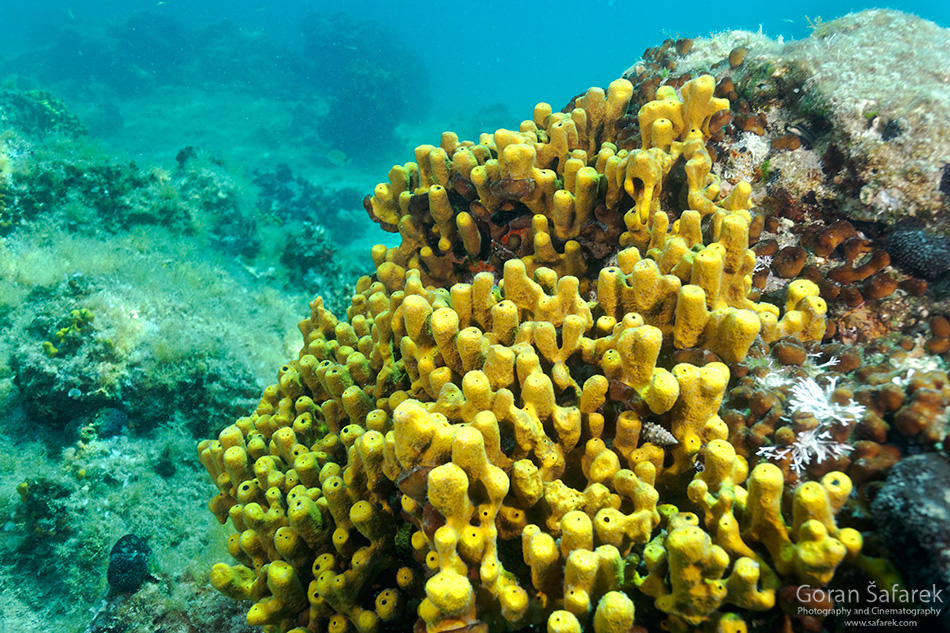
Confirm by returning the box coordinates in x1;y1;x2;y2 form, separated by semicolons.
0;10;397;630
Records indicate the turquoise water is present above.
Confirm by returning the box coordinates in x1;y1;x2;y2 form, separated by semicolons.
2;0;948;133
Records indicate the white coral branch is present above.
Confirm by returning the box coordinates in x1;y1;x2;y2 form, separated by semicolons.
756;376;862;477
757;427;854;476
787;376;865;425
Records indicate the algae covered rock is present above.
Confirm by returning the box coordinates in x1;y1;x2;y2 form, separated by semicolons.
107;533;152;594
871;452;950;631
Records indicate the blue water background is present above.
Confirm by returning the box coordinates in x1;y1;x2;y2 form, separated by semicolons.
2;0;947;137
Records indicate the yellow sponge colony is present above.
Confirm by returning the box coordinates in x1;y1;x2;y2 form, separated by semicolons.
199;75;841;633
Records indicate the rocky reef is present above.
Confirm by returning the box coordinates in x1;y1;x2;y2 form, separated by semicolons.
0;34;371;633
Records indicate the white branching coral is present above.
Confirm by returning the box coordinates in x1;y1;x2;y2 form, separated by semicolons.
805;352;841;372
756;427;854;476
755;358;794;390
753;254;773;274
753;354;842;391
756;375;864;477
787;376;866;425
888;352;947;388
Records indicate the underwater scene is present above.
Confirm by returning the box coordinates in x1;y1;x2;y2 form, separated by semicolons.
1;1;950;632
